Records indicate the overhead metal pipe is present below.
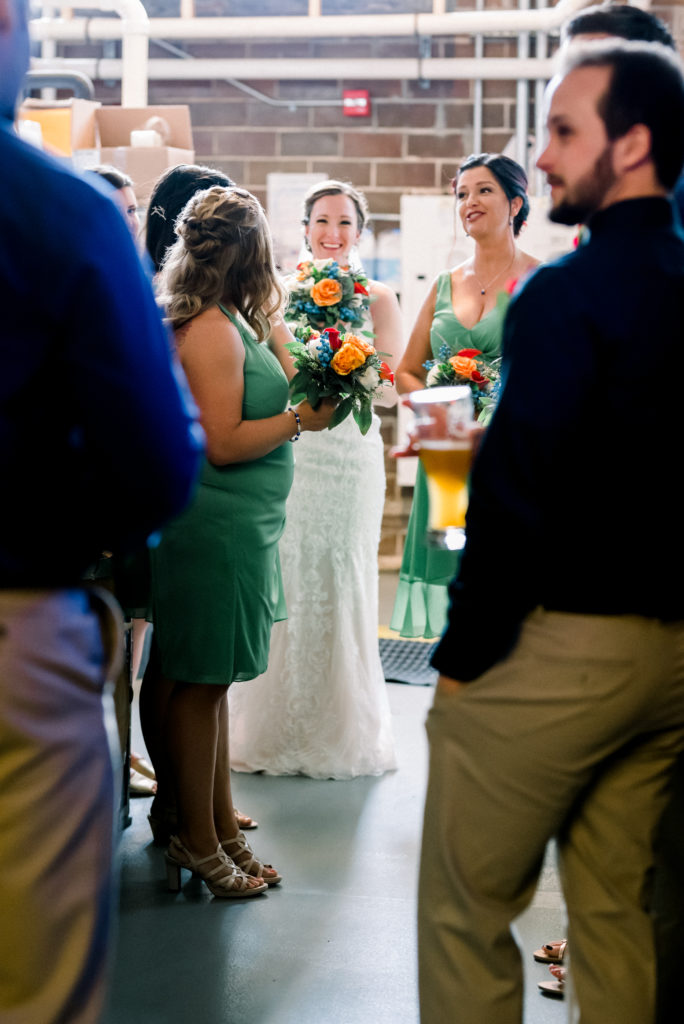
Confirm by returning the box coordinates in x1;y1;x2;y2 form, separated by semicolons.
515;0;530;172
29;0;599;45
30;55;558;82
29;1;653;107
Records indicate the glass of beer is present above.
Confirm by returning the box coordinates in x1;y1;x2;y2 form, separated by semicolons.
409;385;474;551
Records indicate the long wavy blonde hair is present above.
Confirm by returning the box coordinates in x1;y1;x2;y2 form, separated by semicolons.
157;185;286;341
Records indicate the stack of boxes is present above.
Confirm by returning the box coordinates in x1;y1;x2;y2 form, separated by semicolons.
17;99;194;204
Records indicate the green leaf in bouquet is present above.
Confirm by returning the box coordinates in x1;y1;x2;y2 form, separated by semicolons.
328;399;353;430
289;369;311;394
306;385;322;409
285;340;307;357
352;401;373;436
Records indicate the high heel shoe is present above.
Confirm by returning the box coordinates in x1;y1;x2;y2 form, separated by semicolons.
221;830;282;886
165;836;267;899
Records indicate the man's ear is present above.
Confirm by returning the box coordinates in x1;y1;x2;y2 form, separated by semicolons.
613;123;653;175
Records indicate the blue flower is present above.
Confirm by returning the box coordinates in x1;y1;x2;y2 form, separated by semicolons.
438;343;452;361
317;339;333;366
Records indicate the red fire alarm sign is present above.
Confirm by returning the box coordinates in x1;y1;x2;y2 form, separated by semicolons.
342;89;371;117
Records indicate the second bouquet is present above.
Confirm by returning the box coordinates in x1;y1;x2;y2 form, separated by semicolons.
287;327;393;436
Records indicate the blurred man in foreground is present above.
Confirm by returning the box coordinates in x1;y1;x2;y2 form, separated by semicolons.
0;0;202;1019
419;40;684;1024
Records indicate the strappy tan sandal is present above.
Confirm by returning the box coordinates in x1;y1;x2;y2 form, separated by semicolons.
538;965;566;999
166;836;267;898
221;830;282;886
533;938;567;964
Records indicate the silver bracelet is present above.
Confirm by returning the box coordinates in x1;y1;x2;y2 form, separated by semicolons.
289;406;301;442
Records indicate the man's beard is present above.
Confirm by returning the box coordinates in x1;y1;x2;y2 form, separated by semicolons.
548;144;616;225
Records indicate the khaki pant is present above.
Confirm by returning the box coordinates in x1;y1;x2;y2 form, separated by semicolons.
418;609;684;1024
0;588;123;1024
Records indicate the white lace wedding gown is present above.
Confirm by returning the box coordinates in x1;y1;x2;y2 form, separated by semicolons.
229;342;397;779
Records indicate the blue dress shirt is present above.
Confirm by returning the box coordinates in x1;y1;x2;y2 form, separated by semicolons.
1;122;203;585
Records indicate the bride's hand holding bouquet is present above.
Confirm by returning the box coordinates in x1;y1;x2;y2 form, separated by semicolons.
286;325;394;435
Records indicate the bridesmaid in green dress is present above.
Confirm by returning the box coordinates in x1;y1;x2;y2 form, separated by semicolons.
153;186;335;898
392;154;539;638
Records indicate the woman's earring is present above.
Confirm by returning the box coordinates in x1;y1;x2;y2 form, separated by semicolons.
304;236;312;252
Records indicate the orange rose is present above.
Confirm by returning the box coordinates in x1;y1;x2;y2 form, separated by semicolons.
342;333;375;356
450;355;479;379
331;340;369;375
311;278;343;306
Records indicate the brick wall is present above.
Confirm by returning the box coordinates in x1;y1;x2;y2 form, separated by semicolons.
66;0;683;568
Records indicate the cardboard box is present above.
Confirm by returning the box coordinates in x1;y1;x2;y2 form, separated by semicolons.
95;105;194;204
17;98;100;156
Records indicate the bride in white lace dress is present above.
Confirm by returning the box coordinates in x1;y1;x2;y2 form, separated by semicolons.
229;180;403;778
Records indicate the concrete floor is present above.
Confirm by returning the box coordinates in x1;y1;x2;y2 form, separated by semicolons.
103;574;567;1024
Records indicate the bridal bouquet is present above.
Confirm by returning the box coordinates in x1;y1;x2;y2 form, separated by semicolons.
423;345;502;420
286;326;393;435
284;259;372;336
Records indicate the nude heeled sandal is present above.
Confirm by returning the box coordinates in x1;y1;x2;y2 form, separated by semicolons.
165;836;267;898
221;830;282;886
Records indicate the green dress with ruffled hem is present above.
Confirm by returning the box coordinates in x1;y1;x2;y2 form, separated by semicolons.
390;271;506;639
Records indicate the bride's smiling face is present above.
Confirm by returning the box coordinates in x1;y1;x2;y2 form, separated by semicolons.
305;194;361;264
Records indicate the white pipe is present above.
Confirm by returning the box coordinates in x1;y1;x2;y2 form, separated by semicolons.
32;0;150;105
30;56;559;82
472;0;484;156
515;0;530;172
535;0;549;197
29;1;595;45
107;0;149;106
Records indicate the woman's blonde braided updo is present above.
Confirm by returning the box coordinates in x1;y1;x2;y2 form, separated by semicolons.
158;186;285;341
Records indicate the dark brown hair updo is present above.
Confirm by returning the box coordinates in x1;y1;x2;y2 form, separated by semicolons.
157;185;285;341
145;163;235;273
454;153;530;237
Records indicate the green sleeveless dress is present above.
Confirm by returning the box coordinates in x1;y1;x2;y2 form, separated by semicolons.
390;271;506;639
151;307;294;684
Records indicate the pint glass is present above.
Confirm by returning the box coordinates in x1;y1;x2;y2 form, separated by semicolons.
409;385;474;550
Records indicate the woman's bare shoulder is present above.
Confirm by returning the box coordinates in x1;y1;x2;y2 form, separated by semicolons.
175;305;241;355
368;279;395;298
